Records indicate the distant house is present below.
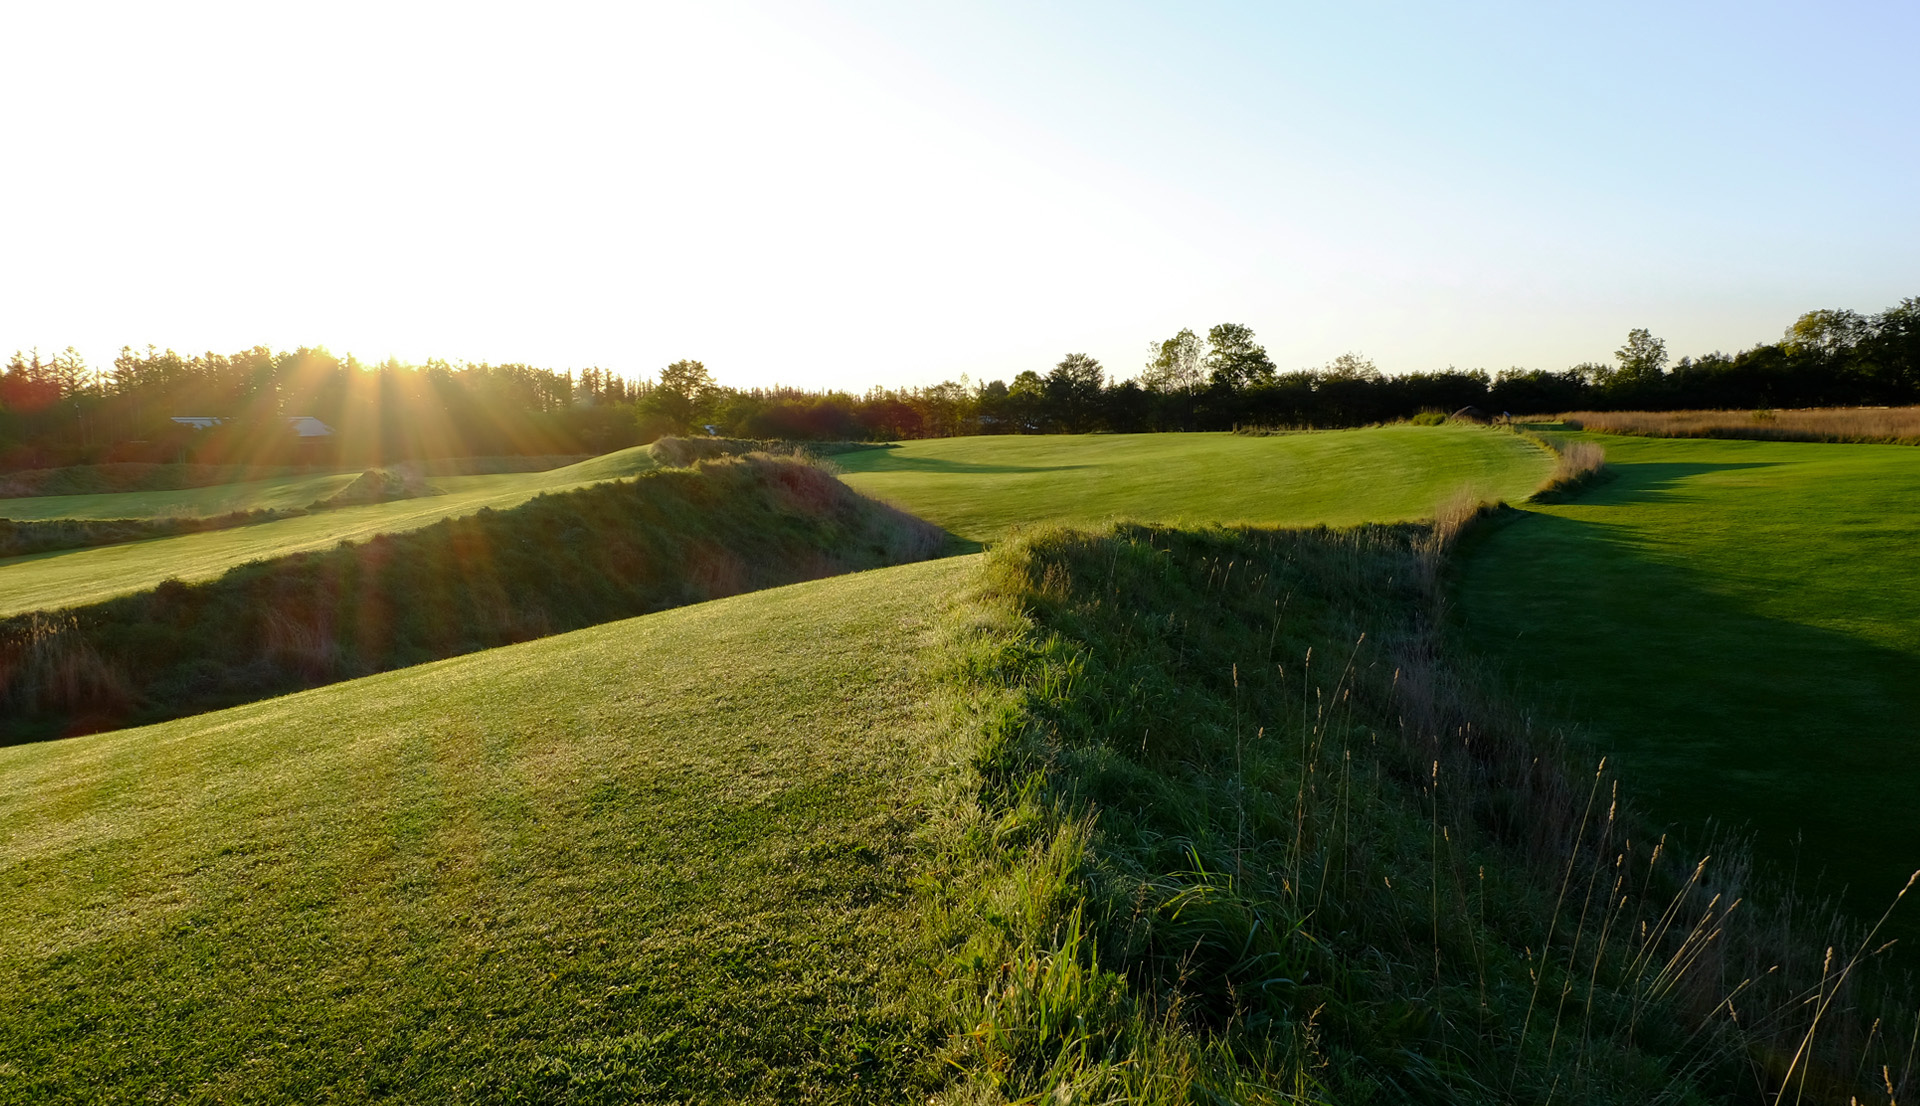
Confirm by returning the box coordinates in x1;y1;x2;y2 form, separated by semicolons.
169;415;334;438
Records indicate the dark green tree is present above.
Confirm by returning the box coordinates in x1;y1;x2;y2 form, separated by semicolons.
1045;353;1106;432
1613;328;1669;385
1204;323;1276;390
639;359;714;434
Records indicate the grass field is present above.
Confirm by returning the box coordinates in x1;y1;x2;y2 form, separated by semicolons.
0;555;972;1102
0;447;656;616
835;425;1552;541
1454;431;1920;922
0;470;362;520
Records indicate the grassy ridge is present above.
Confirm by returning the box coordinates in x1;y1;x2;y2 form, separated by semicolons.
0;447;658;616
835;426;1552;541
0;556;973;1103
0;470;365;519
0;455;945;742
924;524;1912;1102
0;509;299;559
1455;433;1920;932
5;514;1911;1101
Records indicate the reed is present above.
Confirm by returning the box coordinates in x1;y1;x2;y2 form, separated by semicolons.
1553;407;1920;446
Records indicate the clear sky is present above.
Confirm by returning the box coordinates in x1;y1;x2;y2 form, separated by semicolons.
3;0;1915;390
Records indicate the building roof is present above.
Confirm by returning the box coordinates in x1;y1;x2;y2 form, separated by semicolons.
169;415;334;437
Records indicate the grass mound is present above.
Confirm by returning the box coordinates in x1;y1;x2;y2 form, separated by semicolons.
0;462;316;499
1521;434;1610;503
646;436;891;467
0;556;974;1103
0;454;947;742
0;445;660;616
313;467;441;508
923;524;1914;1102
0;508;299;559
5;509;1913;1101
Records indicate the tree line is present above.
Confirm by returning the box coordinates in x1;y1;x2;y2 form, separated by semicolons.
0;346;643;469
6;295;1916;469
639;298;1920;440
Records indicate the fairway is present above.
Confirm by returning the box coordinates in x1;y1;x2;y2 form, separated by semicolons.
1455;432;1920;922
0;555;971;1102
835;425;1552;541
0;470;367;520
0;447;656;616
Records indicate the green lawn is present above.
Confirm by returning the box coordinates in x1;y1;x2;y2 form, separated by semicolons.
1454;432;1920;922
0;555;971;1103
0;470;365;520
0;448;656;616
835;426;1553;541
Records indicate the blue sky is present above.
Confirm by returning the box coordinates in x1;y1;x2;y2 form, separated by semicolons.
1;0;1914;389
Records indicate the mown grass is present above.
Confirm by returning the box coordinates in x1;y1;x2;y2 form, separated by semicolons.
921;524;1915;1102
0;509;298;559
835;426;1552;542
0;470;364;519
0;447;657;616
1455;431;1920;937
0;556;974;1104
8;505;1913;1102
0;455;946;742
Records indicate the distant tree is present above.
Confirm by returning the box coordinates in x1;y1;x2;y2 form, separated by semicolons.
1204;323;1276;390
1859;298;1920;398
1613;328;1669;384
1141;328;1205;393
1046;353;1106;432
919;380;972;437
1320;352;1382;382
1006;370;1046;432
639;359;714;434
1782;309;1871;359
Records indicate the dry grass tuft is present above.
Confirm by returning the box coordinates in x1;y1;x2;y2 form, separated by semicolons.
1525;437;1609;502
1554;407;1920;446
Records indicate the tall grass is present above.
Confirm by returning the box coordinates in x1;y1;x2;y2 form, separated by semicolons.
0;453;948;742
1554;407;1920;446
646;435;893;467
0;507;299;558
919;521;1917;1102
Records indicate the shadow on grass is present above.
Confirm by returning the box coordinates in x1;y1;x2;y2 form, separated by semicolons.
1454;505;1920;950
1574;460;1782;506
833;453;1090;475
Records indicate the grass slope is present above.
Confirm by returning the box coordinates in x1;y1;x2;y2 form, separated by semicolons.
0;470;366;520
0;556;972;1103
835;426;1552;541
1;455;946;742
1455;432;1920;924
0;447;656;616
